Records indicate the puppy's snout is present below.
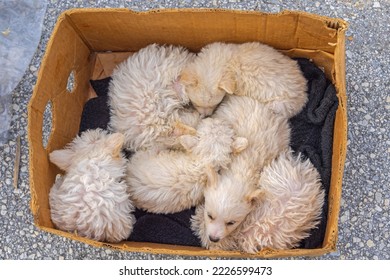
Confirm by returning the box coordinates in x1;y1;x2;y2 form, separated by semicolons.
199;108;214;117
193;105;214;117
209;235;220;243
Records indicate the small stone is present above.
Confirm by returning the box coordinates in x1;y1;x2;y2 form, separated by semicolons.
340;213;349;223
315;2;320;7
375;192;382;202
30;65;37;72
367;240;375;247
354;85;359;90
359;119;368;126
373;2;380;8
375;205;382;212
1;210;7;215
386;96;390;103
59;256;64;260
362;82;369;87
364;115;372;120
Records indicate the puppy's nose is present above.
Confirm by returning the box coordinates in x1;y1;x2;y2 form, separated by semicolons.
209;235;220;242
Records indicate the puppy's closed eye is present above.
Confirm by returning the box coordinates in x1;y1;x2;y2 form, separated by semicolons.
207;213;214;220
226;221;236;226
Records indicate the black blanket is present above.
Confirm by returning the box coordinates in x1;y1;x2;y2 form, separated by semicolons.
79;58;338;249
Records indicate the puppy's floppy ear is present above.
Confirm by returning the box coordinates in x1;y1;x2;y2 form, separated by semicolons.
245;188;265;207
179;135;198;151
49;149;74;171
179;68;198;86
106;132;125;157
218;71;237;95
173;121;197;137
205;165;219;189
232;137;248;154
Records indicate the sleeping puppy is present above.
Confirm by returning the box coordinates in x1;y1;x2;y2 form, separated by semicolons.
180;42;307;118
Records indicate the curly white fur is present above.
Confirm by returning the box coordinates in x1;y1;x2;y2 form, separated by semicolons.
126;118;248;214
49;129;135;243
181;42;307;118
191;149;325;253
108;43;200;151
198;95;291;243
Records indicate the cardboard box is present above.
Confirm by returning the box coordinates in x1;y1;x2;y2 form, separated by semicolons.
28;8;348;258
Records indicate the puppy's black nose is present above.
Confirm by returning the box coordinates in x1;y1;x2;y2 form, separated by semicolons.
209;236;220;242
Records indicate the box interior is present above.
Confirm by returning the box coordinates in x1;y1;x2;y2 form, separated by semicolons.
28;8;348;258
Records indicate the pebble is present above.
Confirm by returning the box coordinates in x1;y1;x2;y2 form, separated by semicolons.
367;240;375;248
375;192;382;202
373;2;380;8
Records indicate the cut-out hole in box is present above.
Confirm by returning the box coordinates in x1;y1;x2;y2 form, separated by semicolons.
67;70;75;93
42;101;53;149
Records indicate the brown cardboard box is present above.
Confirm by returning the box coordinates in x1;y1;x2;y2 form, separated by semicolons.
28;8;348;258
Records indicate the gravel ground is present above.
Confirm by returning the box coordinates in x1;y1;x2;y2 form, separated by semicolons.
0;0;389;260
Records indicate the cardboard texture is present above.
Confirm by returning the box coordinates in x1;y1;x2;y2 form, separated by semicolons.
28;8;348;258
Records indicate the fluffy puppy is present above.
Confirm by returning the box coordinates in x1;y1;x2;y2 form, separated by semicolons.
108;43;199;151
180;42;307;118
126;118;248;214
191;149;325;253
49;129;135;243
197;95;291;244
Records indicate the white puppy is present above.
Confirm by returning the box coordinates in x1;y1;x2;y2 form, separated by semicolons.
198;95;291;244
108;43;199;151
126;118;248;214
49;129;135;243
180;42;307;118
192;149;325;253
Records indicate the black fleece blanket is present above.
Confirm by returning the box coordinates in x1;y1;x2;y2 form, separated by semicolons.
80;58;338;249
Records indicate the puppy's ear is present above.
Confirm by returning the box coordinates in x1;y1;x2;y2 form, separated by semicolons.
179;135;198;151
232;137;248;154
107;133;125;157
49;149;74;171
173;121;197;137
205;165;219;189
218;71;237;95
180;68;198;86
245;188;265;207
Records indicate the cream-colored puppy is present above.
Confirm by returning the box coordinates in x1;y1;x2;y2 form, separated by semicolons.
109;43;199;151
197;95;291;243
49;129;135;243
126;118;248;214
191;149;324;253
181;42;307;118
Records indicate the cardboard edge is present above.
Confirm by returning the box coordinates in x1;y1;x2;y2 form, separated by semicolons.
63;7;348;30
322;22;348;251
27;12;70;225
36;224;333;259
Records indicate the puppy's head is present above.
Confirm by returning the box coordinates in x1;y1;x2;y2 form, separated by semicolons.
202;166;263;243
49;129;125;172
180;44;237;117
